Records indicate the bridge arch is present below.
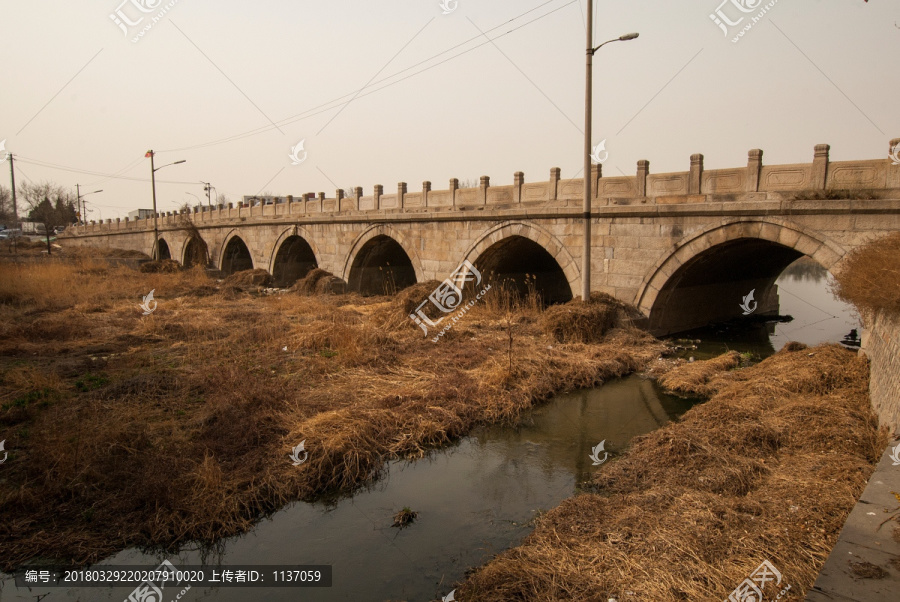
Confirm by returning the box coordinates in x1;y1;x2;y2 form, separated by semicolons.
343;225;423;295
219;231;254;275
463;222;578;304
156;238;172;261
636;219;846;336
268;227;320;287
182;235;209;268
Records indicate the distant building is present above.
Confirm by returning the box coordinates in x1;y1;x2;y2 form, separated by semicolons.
128;209;155;220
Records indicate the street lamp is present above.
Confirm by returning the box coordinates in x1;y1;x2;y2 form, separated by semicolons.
146;150;186;259
582;10;639;301
75;185;103;225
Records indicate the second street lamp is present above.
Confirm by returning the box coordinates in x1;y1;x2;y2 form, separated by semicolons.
75;184;103;225
146;150;186;260
582;6;639;301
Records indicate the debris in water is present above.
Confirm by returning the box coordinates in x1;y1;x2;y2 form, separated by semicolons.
392;507;418;528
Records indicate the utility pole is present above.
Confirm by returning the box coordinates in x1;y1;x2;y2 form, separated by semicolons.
148;150;159;259
581;16;639;302
582;1;594;302
9;153;18;229
76;184;82;224
202;182;214;208
146;150;187;259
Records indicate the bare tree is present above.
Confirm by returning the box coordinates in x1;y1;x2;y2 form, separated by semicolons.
0;185;13;226
21;182;76;255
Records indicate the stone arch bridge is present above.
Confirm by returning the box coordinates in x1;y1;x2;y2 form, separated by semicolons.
63;140;900;336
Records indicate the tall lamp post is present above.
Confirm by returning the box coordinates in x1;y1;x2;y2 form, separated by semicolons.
75;185;103;225
583;6;638;301
146;150;186;259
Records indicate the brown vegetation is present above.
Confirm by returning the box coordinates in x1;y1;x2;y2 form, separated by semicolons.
289;268;346;295
0;255;662;571
457;345;885;601
139;258;181;273
657;350;742;397
832;231;900;318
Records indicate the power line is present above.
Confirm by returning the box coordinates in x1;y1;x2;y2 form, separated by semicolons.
14;155;197;185
158;0;578;153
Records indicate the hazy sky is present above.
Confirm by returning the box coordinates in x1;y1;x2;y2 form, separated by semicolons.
1;0;897;219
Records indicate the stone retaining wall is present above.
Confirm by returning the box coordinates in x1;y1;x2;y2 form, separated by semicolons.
861;311;900;434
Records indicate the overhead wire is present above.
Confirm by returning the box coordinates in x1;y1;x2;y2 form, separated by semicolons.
157;0;579;153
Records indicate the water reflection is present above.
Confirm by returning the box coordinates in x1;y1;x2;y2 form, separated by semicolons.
777;256;828;284
671;257;859;359
0;377;698;602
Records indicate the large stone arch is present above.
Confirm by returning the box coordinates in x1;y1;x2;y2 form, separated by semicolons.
462;221;580;301
342;225;424;290
267;226;321;287
219;229;254;275
635;218;847;335
181;234;209;268
155;237;172;261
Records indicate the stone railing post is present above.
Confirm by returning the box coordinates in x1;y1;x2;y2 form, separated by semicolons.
812;143;830;190
398;182;407;208
479;176;489;205
689;154;704;195
591;164;602;198
449;178;459;208
374;184;383;210
513;171;524;204
747;149;763;192
423;181;431;207
549;167;560;201
637;160;649;197
335;189;344;210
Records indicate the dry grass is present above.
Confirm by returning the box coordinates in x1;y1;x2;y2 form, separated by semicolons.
221;268;274;289
457;344;886;601
832;231;900;318
0;254;663;571
140;258;181;273
658;350;742;397
289;268;345;295
542;293;641;344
